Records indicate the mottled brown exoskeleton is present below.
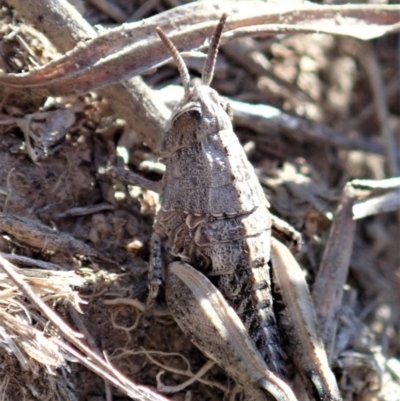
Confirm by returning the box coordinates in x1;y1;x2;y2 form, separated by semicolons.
134;14;342;401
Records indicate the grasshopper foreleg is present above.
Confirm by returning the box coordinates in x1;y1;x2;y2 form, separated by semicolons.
143;233;163;323
101;165;162;193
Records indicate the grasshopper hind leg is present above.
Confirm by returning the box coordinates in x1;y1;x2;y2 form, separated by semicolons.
216;267;288;379
165;261;299;401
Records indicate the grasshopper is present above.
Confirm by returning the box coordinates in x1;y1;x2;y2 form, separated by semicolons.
115;14;342;401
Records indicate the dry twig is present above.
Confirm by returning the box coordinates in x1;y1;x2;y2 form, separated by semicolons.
87;0;127;23
0;212;100;257
360;42;399;177
6;0;170;149
1;2;399;99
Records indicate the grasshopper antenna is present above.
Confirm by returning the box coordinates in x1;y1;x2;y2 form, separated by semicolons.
202;13;227;86
156;27;191;99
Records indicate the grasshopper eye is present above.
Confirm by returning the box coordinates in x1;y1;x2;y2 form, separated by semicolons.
172;109;201;135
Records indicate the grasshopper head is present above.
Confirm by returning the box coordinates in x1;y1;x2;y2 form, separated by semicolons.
156;14;232;157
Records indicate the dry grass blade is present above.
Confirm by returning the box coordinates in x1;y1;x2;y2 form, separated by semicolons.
0;257;83;372
0;254;171;401
312;184;357;360
0;2;399;95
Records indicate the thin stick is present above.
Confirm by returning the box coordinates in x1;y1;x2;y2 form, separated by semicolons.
87;0;127;23
202;13;227;86
361;42;399;177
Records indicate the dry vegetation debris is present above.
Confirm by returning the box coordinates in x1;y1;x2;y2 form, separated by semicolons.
0;1;399;401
